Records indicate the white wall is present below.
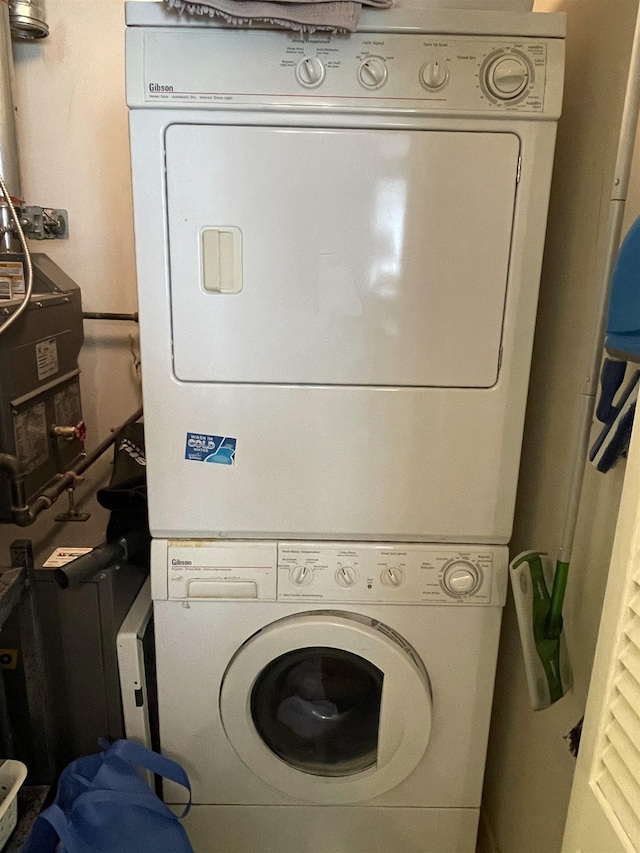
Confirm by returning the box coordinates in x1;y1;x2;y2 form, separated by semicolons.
481;1;640;851
12;0;141;445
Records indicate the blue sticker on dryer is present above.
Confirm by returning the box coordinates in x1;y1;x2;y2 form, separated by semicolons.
185;433;236;465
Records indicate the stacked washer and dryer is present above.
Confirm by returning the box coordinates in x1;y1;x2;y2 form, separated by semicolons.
125;3;565;850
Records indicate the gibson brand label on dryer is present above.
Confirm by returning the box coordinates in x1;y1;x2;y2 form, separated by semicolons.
185;432;237;465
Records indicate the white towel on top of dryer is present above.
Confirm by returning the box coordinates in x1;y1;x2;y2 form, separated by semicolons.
164;0;391;33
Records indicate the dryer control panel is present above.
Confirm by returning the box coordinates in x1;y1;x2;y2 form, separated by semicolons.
160;540;508;606
128;28;564;117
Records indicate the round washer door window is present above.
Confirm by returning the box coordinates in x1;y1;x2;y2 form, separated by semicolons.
220;612;432;804
251;646;383;777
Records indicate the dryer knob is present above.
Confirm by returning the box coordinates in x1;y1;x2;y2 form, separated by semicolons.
443;561;480;596
420;61;449;91
295;57;325;88
358;57;387;89
290;564;314;586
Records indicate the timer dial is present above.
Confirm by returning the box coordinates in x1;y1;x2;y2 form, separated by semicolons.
485;54;529;100
442;560;480;597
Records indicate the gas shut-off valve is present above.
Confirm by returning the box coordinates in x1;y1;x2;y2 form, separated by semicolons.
19;206;69;240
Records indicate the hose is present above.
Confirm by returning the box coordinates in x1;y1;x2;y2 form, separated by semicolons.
0;170;32;337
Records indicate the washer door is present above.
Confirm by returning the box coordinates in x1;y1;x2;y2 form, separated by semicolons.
219;611;432;804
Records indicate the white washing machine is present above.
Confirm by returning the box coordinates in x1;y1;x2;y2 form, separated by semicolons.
126;3;565;544
152;539;507;852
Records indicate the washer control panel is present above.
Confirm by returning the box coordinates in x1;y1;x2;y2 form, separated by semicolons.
277;543;504;604
134;29;563;117
162;540;507;605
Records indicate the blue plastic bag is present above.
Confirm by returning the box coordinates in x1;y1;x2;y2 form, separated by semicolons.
23;739;195;853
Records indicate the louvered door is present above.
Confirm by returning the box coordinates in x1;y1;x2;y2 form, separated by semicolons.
563;422;640;853
593;582;640;848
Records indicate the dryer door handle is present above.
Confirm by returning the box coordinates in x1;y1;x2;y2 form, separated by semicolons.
201;227;243;294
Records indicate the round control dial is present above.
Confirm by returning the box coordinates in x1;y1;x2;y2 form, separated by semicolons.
358;57;387;90
295;57;325;88
442;560;480;597
485;55;529;100
380;567;404;588
335;566;359;587
420;61;449;91
290;565;314;586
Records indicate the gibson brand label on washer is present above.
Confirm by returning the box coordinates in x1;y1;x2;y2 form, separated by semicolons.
185;432;236;465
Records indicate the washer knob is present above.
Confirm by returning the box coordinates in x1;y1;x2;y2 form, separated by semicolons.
290;565;314;586
335;566;359;587
443;561;480;596
296;57;325;88
420;61;448;91
358;57;387;89
380;567;404;588
485;55;529;99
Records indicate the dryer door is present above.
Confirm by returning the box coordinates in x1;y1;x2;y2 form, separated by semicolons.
219;611;432;804
166;126;520;388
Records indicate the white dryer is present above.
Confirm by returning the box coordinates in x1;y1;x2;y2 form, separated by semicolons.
126;3;565;544
152;539;508;852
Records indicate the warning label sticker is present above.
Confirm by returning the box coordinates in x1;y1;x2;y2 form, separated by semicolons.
14;402;49;473
54;383;81;428
36;338;59;381
0;261;25;299
43;547;92;568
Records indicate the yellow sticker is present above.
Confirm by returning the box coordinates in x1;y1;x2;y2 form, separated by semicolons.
0;261;25;298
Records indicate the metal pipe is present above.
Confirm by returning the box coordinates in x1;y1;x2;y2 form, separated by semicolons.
83;312;139;323
0;0;22;253
0;451;27;512
0;451;22;480
9;0;48;40
3;407;143;526
0;170;33;337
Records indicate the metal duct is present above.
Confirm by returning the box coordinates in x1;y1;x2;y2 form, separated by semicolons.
0;0;22;252
9;0;48;40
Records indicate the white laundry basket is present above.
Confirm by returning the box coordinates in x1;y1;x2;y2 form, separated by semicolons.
0;760;27;848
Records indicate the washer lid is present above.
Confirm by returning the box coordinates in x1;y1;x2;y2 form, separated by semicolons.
219;611;432;804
